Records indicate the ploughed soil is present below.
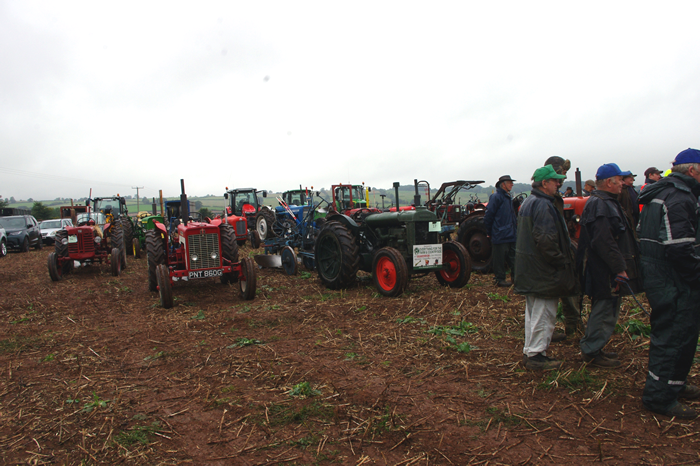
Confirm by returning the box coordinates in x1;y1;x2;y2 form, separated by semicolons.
1;247;698;465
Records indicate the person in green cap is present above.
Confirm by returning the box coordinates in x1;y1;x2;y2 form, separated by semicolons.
514;164;579;370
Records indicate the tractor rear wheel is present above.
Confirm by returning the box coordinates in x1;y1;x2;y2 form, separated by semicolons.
456;213;492;273
239;257;257;300
435;241;471;288
314;221;359;290
220;223;240;284
132;237;141;259
372;247;408;297
117;217;134;258
156;263;174;308
48;252;62;281
146;230;166;292
111;248;122;276
281;246;298;275
255;208;276;240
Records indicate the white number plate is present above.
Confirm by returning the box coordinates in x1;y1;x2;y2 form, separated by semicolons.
188;269;223;279
68;235;78;243
428;221;442;232
413;244;443;268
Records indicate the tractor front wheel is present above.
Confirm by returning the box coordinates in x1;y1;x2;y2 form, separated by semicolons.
372;247;408;297
54;230;73;275
239;257;257;300
255;209;276;240
48;252;62;281
314;221;359;290
220;223;240;284
435;241;471;288
146;230;166;292
156;263;174;308
457;213;492;273
111;248;122;276
111;223;127;270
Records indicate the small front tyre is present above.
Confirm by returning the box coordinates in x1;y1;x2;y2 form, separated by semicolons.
372;247;409;297
48;252;62;281
156;263;174;308
111;248;122;276
435;241;471;288
239;257;257;300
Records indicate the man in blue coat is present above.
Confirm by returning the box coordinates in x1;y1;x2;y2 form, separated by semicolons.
484;175;517;287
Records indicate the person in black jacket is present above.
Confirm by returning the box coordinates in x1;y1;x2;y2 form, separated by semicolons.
639;149;700;420
484;175;517;287
577;163;641;368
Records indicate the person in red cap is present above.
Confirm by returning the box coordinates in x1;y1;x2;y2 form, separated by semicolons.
576;163;642;368
484;175;517;287
639;148;700;420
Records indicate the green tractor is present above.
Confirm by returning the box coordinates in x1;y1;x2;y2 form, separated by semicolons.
131;198;164;258
314;180;472;297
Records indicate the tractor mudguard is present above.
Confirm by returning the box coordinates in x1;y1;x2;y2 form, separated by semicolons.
324;213;360;236
153;220;168;236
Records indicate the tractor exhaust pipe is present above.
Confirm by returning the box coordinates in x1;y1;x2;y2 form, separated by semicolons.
152;197;157;216
413;179;421;207
180;179;189;227
575;168;582;197
393;182;400;209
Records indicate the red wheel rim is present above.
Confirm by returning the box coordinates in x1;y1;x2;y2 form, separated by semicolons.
439;249;460;282
376;256;397;291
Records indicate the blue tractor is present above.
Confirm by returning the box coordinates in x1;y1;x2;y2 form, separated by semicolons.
254;190;328;275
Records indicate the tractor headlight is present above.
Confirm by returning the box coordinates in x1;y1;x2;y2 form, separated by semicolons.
61;238;69;245
94;236;101;244
191;254;198;262
211;252;218;260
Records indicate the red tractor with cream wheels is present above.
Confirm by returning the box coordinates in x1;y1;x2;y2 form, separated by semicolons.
146;180;257;308
315;180;471;297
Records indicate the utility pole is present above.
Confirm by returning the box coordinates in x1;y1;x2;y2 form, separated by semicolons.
132;186;144;213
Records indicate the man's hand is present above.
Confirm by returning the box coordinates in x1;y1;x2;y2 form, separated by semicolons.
614;271;629;291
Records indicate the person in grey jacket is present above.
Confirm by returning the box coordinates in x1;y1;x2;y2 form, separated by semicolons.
514;165;578;371
484;175;517;287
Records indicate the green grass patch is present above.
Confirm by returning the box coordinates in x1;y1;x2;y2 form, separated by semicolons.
228;337;263;348
114;422;163;447
538;367;601;391
615;319;650;339
487;292;510;302
82;392;110;413
190;310;206;320
288;381;321;399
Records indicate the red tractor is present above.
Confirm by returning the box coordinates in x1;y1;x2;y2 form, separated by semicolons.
47;210;127;281
328;183;382;220
146;180;257;308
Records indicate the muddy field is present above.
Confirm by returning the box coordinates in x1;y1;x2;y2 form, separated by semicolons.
1;247;698;465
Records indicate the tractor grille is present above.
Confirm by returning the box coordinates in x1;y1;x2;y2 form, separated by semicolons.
187;232;221;270
414;222;438;245
69;229;95;254
235;220;246;236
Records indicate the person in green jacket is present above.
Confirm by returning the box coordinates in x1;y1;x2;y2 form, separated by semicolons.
639;148;700;420
514;165;578;371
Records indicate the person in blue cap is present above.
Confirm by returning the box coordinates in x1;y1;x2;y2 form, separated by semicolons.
576;163;642;368
639;148;700;420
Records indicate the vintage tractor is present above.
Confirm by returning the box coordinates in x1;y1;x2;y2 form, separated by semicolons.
47;210;127;281
254;191;329;274
272;186;327;236
89;196;134;259
130;198;164;258
561;168;589;245
146;180;257;309
221;187;272;243
314;180;472;297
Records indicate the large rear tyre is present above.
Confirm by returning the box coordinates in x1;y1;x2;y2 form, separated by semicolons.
372;247;408;297
255;209;276;240
111;223;127;270
111;248;122;276
220;223;240;284
117;217;134;259
239;257;257;300
314;221;359;290
156;263;174;308
48;252;62;281
435;241;471;288
456;213;492;273
146;230;166;292
281;246;298;276
132;237;141;259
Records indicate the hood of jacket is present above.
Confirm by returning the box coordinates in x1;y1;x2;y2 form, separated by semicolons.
639;172;700;205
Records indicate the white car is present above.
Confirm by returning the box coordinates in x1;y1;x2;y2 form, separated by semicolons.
40;218;74;244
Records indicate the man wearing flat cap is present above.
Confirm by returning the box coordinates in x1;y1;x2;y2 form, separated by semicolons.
641;167;662;192
484;175;517;287
514;165;578;371
576;163;641;368
543;156;584;339
583;179;595;196
639;148;700;420
619;170;639;228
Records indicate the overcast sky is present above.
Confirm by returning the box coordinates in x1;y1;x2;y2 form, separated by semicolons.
1;1;699;201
